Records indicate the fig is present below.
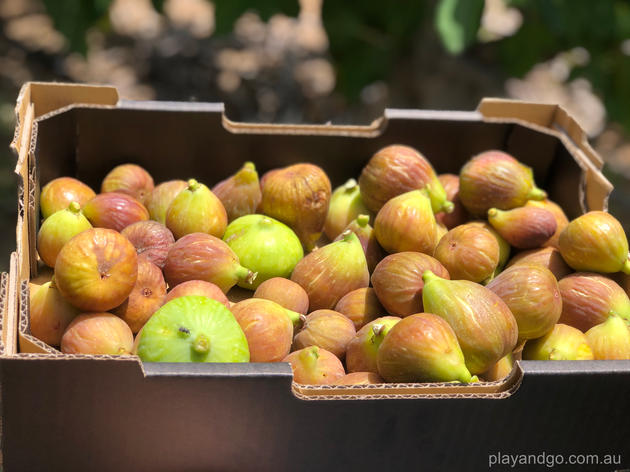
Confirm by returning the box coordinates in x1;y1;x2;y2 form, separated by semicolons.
479;353;514;382
29;280;80;346
487;264;562;340
459;150;546;217
145;180;188;224
293;309;356;360
559;211;630;274
166;179;227;239
358;144;452;214
253;277;310;315
526;199;569;248
291;231;369;311
433;223;500;283
112;258;167;333
374;190;439;255
346;316;401;373
332;372;384;385
334;214;385;273
61;312;134;355
137;296;250;362
282;346;345;385
371;252;449;317
506;247;572;280
468;220;511;271
82;192;149;232
376;313;476;383
488;206;557;250
37;202;92;268
165;280;230;307
435;174;469;229
324;179;370;240
212;162;262;222
223;214;303;289
101;163;155;204
40;177;96;219
558;273;630;331
260;163;331;251
585;314;630;360
522;324;593;360
231;298;294;362
55;228;138;312
422;271;518;374
121;220;175;269
334;287;386;330
163;233;255;292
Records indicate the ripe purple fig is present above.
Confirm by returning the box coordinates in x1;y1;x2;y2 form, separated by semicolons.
291;231;369;311
526;199;569;248
334;214;385;273
30;280;80;346
82;192;149;232
522;324;593;360
37;202;92;268
283;346;345;385
165;280;230;307
101;163;155;204
506;246;572;280
371;252;449;317
479;353;514;382
40;177;96;219
145;180;187;224
459;150;546;217
435;174;469;229
332;372;384;385
374;190;439;255
359;144;452;214
585;314;630;360
334;287;386;330
121;220;175;269
559;211;630;274
377;313;476;383
346;316;401;373
254;277;309;315
293;309;357;360
260;163;331;251
212;162;262;222
324;179;370;240
422;271;518;374
488;206;557;249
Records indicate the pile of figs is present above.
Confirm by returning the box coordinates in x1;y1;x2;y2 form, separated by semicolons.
31;145;630;386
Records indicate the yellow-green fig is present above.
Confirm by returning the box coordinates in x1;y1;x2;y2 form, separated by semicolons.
335;214;385;273
522;324;593;360
488;206;557;249
37;202;92;268
346;316;401;373
212;162;262;222
585;313;630;360
324;179;370;240
145;180;187;224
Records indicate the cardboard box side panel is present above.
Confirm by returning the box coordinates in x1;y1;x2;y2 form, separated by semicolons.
4;253;18;356
0;272;8;355
28;82;118;118
15;105;34;284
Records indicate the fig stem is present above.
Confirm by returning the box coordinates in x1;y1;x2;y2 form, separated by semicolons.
285;308;302;326
441;200;455;214
487;208;499;219
622;258;630;275
421;270;439;284
68;201;81;213
356;214;370;227
341;230;354;242
235;266;257;285
343;178;358;191
187;179;200;191
192;334;210;354
235;162;259;184
528;187;547;201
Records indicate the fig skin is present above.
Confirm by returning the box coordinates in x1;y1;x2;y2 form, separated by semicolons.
212;162;262;222
422;271;519;375
231;298;294;362
522;324;593;360
459;150;546;217
558;273;630;332
467;220;511;271
30;280;80;346
435;174;469;229
433;223;500;283
254;277;310;315
40;177;96;219
283;346;345;385
374;190;439;255
585;314;630;360
506;246;572;280
101;163;155;204
165;280;230;307
163;233;255;293
376;313;476;384
371;252;449;317
37;202;93;268
61;312;134;355
526;199;569;248
559;211;630;274
166;179;228;239
334;214;385;273
487;264;562;340
260;163;331;251
359;144;453;214
346;316;401;373
145;180;187;224
334;287;387;330
293;309;357;360
291;231;369;311
82;192;149;232
488;206;557;250
324;179;370;240
121;220;175;269
54;228;138;312
479;353;514;382
332;372;384;385
112;258;167;333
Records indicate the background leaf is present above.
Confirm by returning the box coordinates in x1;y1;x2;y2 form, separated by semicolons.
435;0;484;54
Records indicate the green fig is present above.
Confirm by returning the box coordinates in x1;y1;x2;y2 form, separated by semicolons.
37;202;92;268
488;206;557;249
422;271;518;374
223;214;303;289
335;214;385;273
346;316;401;373
324;179;370;240
212;162;262;222
559;211;630;274
522;324;593;360
585;313;630;360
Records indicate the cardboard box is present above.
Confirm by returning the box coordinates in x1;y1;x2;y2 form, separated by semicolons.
2;82;629;471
